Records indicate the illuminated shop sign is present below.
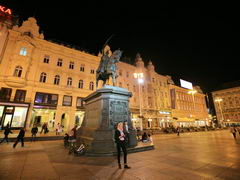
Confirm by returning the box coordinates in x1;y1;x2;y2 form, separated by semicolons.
0;5;12;15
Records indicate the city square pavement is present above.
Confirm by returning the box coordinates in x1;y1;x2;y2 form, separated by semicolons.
0;130;240;180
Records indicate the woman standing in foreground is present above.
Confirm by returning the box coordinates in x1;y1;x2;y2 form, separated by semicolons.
115;122;131;169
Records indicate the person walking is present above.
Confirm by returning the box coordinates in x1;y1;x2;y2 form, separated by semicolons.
56;123;61;135
40;123;46;134
230;127;237;139
177;127;180;136
13;128;25;148
115;122;130;169
0;124;12;144
31;125;38;141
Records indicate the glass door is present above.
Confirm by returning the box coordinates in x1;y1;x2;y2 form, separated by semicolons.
3;114;13;127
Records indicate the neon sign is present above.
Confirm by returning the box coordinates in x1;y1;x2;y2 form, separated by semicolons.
0;5;12;15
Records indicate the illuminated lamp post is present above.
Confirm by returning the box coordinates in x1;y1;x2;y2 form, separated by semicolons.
134;72;144;130
215;98;224;127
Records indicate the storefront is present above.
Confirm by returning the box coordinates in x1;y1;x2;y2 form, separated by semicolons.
31;106;56;130
0;102;30;129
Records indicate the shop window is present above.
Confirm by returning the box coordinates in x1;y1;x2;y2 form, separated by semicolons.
11;107;28;128
89;82;94;91
34;92;58;106
14;90;26;102
20;47;27;56
39;72;47;83
13;66;23;77
76;97;85;108
57;59;63;67
63;95;72;106
0;87;12;101
69;61;74;69
80;64;85;72
43;55;49;63
67;77;72;86
78;80;84;89
54;75;60;85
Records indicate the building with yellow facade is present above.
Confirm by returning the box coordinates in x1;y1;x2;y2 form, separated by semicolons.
212;83;240;126
0;15;209;131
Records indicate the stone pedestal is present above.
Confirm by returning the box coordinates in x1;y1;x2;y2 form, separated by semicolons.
77;85;137;156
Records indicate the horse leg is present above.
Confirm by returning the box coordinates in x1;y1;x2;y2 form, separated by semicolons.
112;74;116;86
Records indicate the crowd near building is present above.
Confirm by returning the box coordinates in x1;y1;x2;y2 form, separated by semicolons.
212;81;240;127
0;6;209;131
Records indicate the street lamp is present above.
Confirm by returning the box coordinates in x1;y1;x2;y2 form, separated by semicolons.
134;72;144;130
215;98;224;127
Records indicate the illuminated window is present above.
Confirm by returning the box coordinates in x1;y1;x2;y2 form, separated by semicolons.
43;55;49;63
62;95;72;106
39;72;47;83
54;75;60;85
57;59;63;66
89;82;94;91
78;80;84;89
20;47;27;56
14;90;26;102
13;66;23;77
69;61;74;69
80;64;85;72
67;77;72;86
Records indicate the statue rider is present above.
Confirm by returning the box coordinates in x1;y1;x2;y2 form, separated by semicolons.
96;46;111;74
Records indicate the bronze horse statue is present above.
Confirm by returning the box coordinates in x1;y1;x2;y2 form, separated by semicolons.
96;49;122;88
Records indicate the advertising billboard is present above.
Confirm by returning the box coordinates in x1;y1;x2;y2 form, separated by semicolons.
180;79;193;90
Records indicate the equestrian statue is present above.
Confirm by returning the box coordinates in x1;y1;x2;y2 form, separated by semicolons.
96;45;122;88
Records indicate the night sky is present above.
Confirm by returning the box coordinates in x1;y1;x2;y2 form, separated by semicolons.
1;1;239;93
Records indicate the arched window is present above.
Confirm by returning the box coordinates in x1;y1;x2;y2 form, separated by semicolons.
39;72;47;83
89;82;94;91
13;66;23;77
78;80;83;89
67;77;72;86
54;75;60;85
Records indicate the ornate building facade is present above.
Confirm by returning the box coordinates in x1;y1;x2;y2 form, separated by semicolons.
0;16;209;131
212;86;240;126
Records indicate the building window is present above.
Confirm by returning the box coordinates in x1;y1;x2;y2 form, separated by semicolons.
63;95;72;106
119;82;122;87
159;81;162;86
69;61;74;69
34;92;58;106
13;66;23;77
57;59;63;67
20;47;27;56
43;55;49;63
119;70;122;76
14;90;26;102
152;78;155;82
127;84;129;90
54;75;60;85
67;77;72;86
0;87;12;101
89;82;94;91
39;72;47;83
126;72;129;78
90;69;95;74
164;82;167;87
133;85;136;92
76;97;85;108
80;64;85;72
148;97;152;107
78;80;84;89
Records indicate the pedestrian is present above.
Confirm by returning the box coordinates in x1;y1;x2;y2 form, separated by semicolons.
71;125;78;139
40;123;46;134
230;127;237;139
31;124;38;141
141;132;148;143
56;123;60;135
147;134;153;143
177;127;180;136
13;128;25;148
0;124;12;144
44;123;49;134
123;121;130;145
115;122;130;169
136;127;141;141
